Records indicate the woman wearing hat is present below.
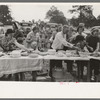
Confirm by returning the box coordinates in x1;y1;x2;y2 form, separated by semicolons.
0;29;31;52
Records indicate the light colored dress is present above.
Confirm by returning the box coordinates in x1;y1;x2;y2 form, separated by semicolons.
25;31;40;49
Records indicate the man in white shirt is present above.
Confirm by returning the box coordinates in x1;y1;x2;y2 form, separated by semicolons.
50;25;79;80
52;25;77;51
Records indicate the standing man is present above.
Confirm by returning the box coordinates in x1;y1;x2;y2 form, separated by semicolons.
50;25;79;80
52;25;76;51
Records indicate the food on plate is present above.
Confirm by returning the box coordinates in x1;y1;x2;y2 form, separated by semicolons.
56;52;65;57
29;54;38;58
90;52;100;57
0;52;3;55
39;52;48;56
66;50;80;57
58;50;66;54
79;51;90;57
10;51;21;58
21;52;28;56
48;49;56;55
31;50;40;54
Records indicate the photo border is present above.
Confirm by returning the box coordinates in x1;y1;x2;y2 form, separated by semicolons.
0;0;99;99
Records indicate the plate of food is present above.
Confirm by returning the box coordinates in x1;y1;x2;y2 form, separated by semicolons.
39;52;48;56
28;54;38;58
48;49;56;55
21;52;28;56
56;52;65;57
90;52;100;57
0;52;4;57
31;50;40;54
57;50;66;54
9;51;21;58
79;51;90;57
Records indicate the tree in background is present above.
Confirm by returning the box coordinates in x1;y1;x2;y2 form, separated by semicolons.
69;5;97;28
69;16;79;27
0;5;13;25
46;6;68;25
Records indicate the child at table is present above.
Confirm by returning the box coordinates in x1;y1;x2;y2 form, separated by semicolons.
73;35;93;52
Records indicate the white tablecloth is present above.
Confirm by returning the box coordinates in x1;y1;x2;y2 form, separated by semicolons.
0;54;97;76
0;55;43;76
43;55;90;61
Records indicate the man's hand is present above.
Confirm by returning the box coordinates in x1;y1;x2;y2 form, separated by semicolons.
72;46;81;51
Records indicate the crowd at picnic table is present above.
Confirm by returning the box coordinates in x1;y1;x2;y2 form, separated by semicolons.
0;21;100;81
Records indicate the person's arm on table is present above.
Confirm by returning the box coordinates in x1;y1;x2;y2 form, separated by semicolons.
85;42;93;52
58;35;79;50
58;34;73;48
14;39;32;52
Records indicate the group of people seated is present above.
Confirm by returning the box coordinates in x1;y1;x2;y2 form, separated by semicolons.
0;22;100;81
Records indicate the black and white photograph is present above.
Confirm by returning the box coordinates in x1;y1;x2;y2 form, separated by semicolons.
0;3;100;83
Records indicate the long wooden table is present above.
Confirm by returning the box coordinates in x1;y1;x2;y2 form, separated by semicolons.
0;54;98;82
43;55;90;82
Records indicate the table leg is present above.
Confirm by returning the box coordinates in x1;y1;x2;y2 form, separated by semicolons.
13;73;19;81
87;61;91;82
32;71;37;81
77;62;81;82
49;60;55;82
19;72;24;81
